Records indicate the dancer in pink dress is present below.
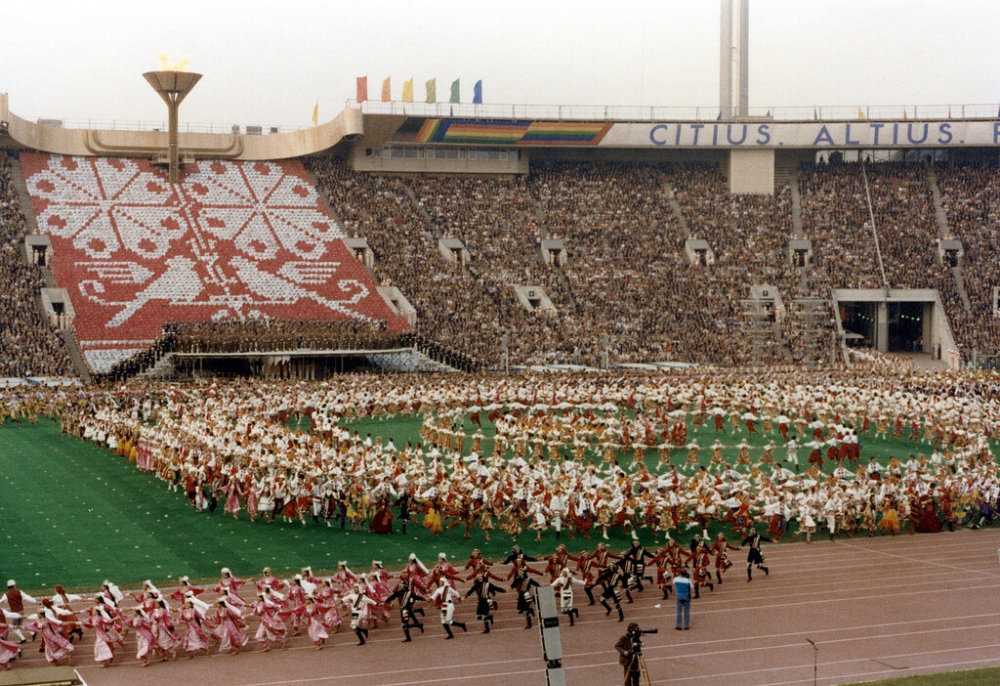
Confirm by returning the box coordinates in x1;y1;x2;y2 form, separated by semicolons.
253;591;288;652
82;597;116;667
151;599;180;661
38;600;74;666
212;598;248;655
129;608;155;667
304;597;330;649
316;580;343;633
0;621;22;670
179;599;212;658
215;568;247;599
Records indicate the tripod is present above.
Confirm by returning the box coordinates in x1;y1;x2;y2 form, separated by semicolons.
623;652;651;686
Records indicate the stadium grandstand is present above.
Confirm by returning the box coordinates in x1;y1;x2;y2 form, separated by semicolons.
3;5;1000;686
1;99;999;380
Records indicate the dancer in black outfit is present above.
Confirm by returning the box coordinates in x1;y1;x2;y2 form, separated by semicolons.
597;562;629;622
741;529;771;581
509;565;541;628
386;571;425;642
465;570;506;633
622;539;656;592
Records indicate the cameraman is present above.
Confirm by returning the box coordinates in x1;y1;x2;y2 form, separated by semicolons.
615;623;644;686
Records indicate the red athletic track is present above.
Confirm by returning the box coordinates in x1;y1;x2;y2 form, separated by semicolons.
12;528;1000;686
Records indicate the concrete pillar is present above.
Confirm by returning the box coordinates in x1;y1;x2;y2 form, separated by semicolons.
876;301;888;352
737;0;749;117
720;0;733;119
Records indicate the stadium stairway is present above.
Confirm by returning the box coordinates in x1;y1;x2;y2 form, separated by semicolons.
661;181;691;238
952;264;972;311
8;155;40;235
59;325;92;383
789;170;804;238
925;166;951;239
399;178;436;227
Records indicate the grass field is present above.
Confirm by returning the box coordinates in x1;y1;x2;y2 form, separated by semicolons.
0;418;642;592
2;413;995;594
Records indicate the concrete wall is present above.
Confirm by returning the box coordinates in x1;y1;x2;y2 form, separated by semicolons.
4;105;363;161
351;147;528;174
728;148;775;194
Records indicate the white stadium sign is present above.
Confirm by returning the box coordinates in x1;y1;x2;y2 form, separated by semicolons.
600;120;1000;148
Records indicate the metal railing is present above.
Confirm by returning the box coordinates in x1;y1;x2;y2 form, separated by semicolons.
34;119;306;134
31;102;1000;135
349;101;1000;122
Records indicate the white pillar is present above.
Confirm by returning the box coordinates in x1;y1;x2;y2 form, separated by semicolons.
719;0;733;119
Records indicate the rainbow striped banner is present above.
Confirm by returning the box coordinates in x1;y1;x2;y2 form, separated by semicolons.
414;119;612;146
520;121;613;146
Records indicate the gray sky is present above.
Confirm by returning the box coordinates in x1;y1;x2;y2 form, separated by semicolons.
2;0;998;128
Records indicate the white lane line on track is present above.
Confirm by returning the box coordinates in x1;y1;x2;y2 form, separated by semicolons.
835;539;1000;577
228;623;1000;686
646;644;1000;685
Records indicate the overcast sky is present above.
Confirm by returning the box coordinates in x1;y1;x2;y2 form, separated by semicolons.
2;0;998;128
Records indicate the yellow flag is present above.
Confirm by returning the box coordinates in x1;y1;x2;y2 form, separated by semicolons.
402;78;413;103
425;78;436;104
311;101;318;126
858;107;865;120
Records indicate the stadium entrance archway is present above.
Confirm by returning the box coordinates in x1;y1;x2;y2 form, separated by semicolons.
887;301;926;352
840;301;876;347
833;289;955;362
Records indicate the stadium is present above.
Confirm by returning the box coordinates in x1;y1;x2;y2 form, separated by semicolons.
1;2;999;685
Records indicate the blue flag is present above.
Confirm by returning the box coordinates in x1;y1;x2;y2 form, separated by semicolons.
473;80;483;104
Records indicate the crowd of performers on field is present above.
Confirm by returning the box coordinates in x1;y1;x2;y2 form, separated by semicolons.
49;371;1000;545
0;530;773;670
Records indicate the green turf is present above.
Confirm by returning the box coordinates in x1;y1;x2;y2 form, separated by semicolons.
844;667;1000;685
1;413;995;594
0;419;641;592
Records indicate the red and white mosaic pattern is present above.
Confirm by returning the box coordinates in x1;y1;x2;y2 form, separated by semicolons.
21;154;408;372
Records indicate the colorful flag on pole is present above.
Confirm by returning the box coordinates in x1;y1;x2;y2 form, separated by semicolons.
312;100;318;126
381;77;391;102
858;108;865;119
473;80;483;104
402;78;413;103
356;76;368;103
425;78;436;104
450;79;460;104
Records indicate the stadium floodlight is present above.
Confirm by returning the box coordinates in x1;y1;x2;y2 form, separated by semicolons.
143;70;202;184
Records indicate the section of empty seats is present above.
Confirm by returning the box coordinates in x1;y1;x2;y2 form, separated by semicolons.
20;154;407;373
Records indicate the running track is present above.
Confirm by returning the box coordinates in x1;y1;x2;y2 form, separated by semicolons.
13;528;1000;686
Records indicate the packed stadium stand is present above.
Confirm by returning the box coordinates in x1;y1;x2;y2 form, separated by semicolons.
935;164;1000;356
309;157;827;367
1;142;998;378
0;151;75;377
19;154;408;373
